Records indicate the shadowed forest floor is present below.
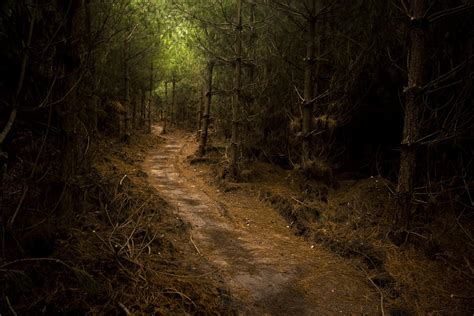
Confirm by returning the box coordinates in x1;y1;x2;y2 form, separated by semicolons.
2;124;471;315
2;122;472;315
144;125;380;315
142;124;474;315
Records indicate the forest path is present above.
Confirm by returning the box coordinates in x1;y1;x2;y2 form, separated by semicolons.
143;125;379;315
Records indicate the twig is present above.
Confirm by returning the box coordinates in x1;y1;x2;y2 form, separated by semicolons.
117;302;132;315
0;108;17;145
190;235;201;255
93;230;114;253
290;195;311;208
163;288;197;308
135;231;158;258
0;257;74;271
455;215;474;247
7;185;29;228
407;231;428;240
464;256;474;275
368;276;386;316
349;263;385;316
294;85;304;103
120;174;128;185
6;296;18;316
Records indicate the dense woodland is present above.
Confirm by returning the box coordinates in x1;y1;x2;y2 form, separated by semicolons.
1;0;473;314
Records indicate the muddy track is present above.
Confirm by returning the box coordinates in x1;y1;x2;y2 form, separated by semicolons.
144;127;379;315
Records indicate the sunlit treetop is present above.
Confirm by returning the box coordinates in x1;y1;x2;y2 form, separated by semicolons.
157;8;205;86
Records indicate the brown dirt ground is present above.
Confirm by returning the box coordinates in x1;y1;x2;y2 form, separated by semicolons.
162;129;474;315
144;126;381;315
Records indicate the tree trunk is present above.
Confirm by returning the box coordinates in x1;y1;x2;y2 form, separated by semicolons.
59;0;82;212
302;0;316;164
163;81;168;134
198;86;204;134
132;91;138;128
1;3;35;147
148;62;153;133
124;38;131;139
230;0;243;176
171;79;176;125
396;0;427;228
198;60;214;156
139;89;145;127
84;0;98;132
148;96;152;133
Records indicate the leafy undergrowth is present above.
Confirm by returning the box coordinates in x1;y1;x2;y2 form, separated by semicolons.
1;132;234;315
194;141;474;315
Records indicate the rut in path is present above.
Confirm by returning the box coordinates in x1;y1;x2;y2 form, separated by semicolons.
144;128;379;315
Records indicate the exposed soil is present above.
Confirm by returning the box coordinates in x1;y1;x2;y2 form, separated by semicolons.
143;126;380;315
166;130;474;314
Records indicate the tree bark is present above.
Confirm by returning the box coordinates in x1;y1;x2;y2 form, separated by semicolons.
132;91;138;128
84;0;98;131
59;0;82;212
148;62;153;133
198;61;214;156
198;86;204;134
0;4;36;148
396;0;427;228
140;89;145;127
302;0;316;164
163;81;168;134
230;0;243;176
124;38;131;138
171;79;176;125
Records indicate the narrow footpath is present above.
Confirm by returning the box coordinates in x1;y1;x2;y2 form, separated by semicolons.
143;126;379;315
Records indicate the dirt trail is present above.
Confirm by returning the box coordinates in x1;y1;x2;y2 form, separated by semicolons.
144;126;379;315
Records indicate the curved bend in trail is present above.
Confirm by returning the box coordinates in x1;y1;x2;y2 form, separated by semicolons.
144;126;378;315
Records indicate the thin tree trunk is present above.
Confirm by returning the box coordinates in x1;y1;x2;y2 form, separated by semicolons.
198;86;204;134
0;5;36;148
60;1;82;212
198;60;214;156
396;0;427;228
302;0;316;164
141;90;146;127
171;79;176;126
148;96;152;133
84;0;98;131
148;62;153;133
230;0;243;176
124;38;131;138
163;81;168;134
249;3;256;82
132;92;137;128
